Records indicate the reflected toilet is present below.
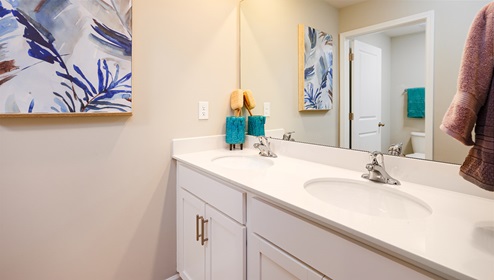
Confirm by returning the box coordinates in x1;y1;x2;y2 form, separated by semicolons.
406;132;425;159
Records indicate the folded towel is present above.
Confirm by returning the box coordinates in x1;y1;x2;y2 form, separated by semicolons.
440;3;494;191
225;116;245;144
247;115;266;136
406;87;425;118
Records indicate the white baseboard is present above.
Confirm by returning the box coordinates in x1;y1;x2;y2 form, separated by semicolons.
165;273;181;280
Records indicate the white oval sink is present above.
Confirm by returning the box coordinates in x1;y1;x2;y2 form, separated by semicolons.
212;155;274;170
304;178;432;219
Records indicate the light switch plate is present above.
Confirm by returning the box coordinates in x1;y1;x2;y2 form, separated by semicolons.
264;102;271;117
199;101;208;120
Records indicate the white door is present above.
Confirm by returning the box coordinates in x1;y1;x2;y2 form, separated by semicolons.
351;40;383;152
249;234;325;280
178;189;206;280
205;205;246;280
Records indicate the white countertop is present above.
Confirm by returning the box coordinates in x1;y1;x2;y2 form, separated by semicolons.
173;147;494;280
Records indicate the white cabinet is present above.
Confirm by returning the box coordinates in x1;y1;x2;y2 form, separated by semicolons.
177;164;246;280
179;190;206;280
249;198;437;280
249;234;327;280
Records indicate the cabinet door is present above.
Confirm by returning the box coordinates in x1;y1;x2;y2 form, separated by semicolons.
178;189;206;280
249;234;325;280
205;204;246;280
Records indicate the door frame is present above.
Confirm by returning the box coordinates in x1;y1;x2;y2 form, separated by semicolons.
339;11;435;160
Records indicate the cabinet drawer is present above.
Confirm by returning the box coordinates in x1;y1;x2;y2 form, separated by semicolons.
249;234;325;280
251;198;437;280
178;163;246;224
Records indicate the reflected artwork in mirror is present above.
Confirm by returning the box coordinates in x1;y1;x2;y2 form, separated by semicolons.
298;24;334;111
240;0;491;165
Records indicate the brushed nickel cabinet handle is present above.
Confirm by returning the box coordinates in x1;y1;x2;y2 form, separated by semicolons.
196;215;200;241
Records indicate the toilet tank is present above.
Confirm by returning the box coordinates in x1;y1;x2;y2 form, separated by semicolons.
411;132;426;154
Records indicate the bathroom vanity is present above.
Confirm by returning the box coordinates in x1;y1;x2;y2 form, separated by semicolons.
173;135;494;280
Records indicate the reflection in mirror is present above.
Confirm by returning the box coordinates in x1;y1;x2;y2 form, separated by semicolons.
240;0;490;164
339;12;433;161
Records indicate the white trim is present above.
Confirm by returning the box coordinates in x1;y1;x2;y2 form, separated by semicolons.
165;273;181;280
339;11;435;160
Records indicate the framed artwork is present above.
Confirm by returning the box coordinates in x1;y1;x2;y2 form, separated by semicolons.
0;0;132;117
298;24;333;111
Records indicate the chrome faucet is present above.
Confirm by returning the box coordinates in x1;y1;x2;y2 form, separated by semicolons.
362;151;400;185
253;136;277;158
282;131;295;141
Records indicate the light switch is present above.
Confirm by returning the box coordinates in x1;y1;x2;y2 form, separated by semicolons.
264;102;271;117
199;101;208;120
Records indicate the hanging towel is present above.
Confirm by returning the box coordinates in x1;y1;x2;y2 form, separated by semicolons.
440;2;494;191
406;87;425;118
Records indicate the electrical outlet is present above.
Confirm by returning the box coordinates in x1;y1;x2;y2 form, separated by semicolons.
198;101;209;120
264;102;271;117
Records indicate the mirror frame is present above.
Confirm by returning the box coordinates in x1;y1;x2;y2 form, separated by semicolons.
339;11;435;160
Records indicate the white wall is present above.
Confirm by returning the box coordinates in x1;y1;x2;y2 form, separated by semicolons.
241;0;339;145
0;1;239;280
340;0;490;164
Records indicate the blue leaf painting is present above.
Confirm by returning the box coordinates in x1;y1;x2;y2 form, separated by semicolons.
91;19;132;56
0;0;132;115
28;98;34;112
308;27;317;49
53;59;132;113
0;2;9;18
12;9;64;67
302;25;333;111
304;82;324;110
304;66;314;80
0;17;18;36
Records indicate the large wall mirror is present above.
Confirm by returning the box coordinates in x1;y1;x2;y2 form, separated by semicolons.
240;0;490;165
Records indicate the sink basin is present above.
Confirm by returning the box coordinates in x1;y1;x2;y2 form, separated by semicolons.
304;178;432;219
212;155;274;170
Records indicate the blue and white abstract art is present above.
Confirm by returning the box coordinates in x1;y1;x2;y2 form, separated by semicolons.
0;0;132;116
299;25;333;111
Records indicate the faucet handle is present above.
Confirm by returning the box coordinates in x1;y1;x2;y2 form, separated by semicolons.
258;136;267;144
370;151;383;158
369;151;384;166
283;131;295;140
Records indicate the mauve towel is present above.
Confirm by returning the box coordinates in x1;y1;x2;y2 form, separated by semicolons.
440;3;494;191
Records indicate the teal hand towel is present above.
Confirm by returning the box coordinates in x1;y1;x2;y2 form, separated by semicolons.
226;116;245;144
247;116;266;136
407;87;425;118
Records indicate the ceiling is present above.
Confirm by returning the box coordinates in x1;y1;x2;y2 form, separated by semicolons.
325;0;368;8
324;0;426;37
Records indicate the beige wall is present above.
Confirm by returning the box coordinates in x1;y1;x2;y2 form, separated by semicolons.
241;0;339;145
340;0;490;164
0;0;239;280
390;32;426;155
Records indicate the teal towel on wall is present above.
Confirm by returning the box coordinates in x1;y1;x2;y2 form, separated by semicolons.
407;87;425;118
